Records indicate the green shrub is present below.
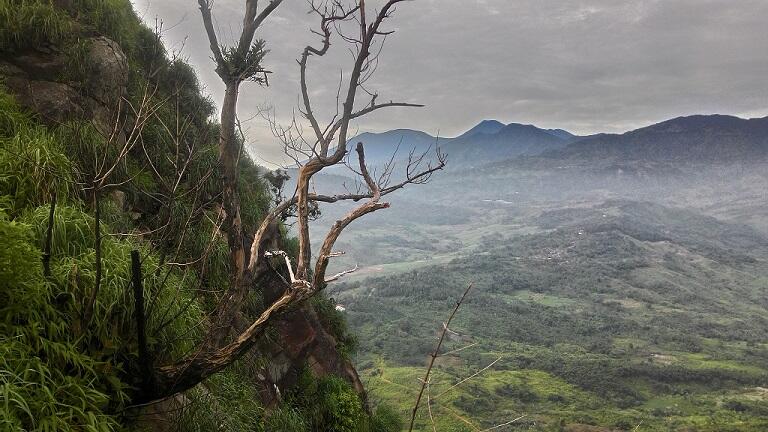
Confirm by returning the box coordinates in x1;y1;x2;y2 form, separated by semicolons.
317;376;367;432
369;404;404;432
289;369;368;432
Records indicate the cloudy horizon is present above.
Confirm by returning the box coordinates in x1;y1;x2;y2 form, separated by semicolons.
130;0;768;167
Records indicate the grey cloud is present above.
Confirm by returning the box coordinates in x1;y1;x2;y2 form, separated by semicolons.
131;0;768;166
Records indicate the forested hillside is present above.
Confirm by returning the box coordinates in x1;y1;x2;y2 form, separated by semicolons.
335;198;768;431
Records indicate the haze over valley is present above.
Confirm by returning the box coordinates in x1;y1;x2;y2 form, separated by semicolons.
308;114;768;430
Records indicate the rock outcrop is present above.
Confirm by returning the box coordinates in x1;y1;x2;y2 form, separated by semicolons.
258;304;366;406
0;36;128;133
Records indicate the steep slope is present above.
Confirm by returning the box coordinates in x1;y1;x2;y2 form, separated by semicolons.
0;2;381;431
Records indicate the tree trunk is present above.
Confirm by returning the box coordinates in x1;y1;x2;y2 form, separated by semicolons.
207;81;249;349
42;193;56;277
295;161;321;279
131;250;157;398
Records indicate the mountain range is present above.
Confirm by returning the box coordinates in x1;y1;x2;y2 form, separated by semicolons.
352;114;768;168
350;120;577;168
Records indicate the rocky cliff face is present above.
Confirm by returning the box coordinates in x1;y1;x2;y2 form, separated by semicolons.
248;303;366;406
0;25;364;416
1;36;127;134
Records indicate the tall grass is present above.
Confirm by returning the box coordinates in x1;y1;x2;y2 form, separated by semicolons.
0;0;151;56
21;204;205;362
0;207;124;431
0;92;75;214
176;360;266;432
0;0;73;52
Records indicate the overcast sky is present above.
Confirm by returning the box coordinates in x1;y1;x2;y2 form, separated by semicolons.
131;0;768;166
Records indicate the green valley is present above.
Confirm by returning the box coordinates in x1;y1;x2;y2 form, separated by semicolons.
328;184;768;431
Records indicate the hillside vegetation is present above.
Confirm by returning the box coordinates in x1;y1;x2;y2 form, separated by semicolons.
0;1;396;431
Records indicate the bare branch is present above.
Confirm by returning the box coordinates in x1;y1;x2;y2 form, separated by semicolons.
435;356;503;399
196;0;227;76
239;1;285;58
440;342;479;357
479;416;527;432
408;283;474;432
324;264;359;283
264;250;298;283
300;1;360;151
427;380;437;432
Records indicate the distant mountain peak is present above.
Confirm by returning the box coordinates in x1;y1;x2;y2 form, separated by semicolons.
457;119;506;138
478;119;505;128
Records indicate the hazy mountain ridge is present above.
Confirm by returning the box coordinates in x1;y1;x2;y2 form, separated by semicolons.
350;114;768;171
350;120;576;168
350;129;439;163
551;114;768;163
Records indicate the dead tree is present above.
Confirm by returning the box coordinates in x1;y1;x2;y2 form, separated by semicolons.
149;0;445;400
194;0;284;351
